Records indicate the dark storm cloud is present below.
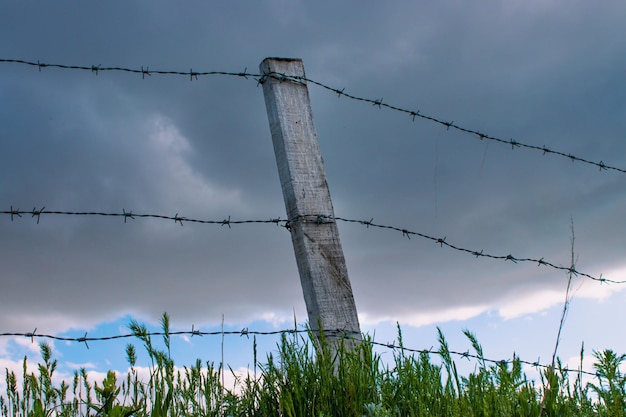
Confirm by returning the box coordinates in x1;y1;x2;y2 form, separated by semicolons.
1;1;626;333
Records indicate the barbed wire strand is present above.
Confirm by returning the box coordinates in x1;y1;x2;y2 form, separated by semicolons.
1;58;623;175
304;215;621;285
0;59;254;80
294;74;623;174
2;207;621;284
0;327;598;378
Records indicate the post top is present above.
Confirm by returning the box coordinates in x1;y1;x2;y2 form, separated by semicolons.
260;57;305;78
261;57;302;63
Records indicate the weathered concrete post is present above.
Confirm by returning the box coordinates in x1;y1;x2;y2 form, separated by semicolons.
260;57;361;349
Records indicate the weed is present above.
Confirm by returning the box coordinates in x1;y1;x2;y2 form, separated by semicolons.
2;315;623;417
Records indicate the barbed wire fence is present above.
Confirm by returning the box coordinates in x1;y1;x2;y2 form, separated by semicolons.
0;58;622;386
2;207;621;284
1;58;623;174
0;326;599;378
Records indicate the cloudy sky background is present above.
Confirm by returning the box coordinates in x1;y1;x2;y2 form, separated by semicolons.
2;1;626;383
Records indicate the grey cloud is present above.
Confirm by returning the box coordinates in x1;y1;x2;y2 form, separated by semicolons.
1;1;626;334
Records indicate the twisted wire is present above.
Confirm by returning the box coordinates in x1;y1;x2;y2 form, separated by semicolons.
2;207;621;284
0;327;598;377
1;58;623;174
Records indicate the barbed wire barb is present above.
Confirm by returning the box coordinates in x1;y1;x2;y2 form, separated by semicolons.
141;66;151;79
10;206;21;221
174;213;185;226
190;324;201;337
32;206;45;223
77;332;90;349
26;328;37;343
221;216;231;228
123;209;134;223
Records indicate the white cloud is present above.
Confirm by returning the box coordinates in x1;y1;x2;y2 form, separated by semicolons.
1;312;104;339
497;272;626;320
357;264;626;328
360;304;488;328
225;365;259;395
496;289;566;320
0;357;34;398
0;345;68;402
259;311;301;328
13;336;54;357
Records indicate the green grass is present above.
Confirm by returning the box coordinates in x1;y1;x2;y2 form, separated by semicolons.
2;313;625;417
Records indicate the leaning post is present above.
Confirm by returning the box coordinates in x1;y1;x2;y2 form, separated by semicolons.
259;57;361;351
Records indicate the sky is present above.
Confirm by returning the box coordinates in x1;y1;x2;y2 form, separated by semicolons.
1;0;626;388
